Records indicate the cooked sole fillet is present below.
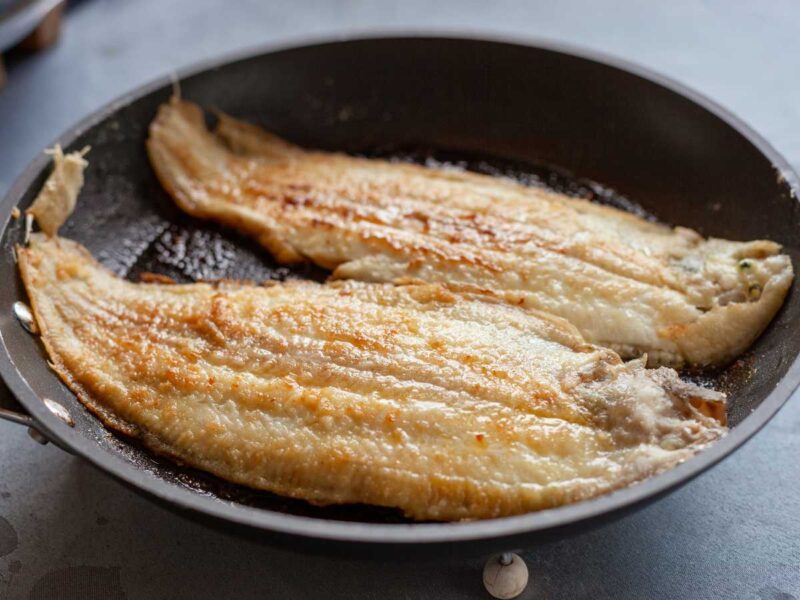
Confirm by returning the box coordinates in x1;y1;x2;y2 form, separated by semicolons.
19;233;726;520
147;99;793;368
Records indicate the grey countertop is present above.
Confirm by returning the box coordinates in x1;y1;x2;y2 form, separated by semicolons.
1;1;799;598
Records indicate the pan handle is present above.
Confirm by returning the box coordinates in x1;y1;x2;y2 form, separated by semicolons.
0;379;50;444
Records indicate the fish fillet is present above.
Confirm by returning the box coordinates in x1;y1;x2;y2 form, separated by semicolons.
19;233;726;520
147;99;794;368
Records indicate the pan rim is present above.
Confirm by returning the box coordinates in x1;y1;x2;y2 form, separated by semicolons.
1;33;798;546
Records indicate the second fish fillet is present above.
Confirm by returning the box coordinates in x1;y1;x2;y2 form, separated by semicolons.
147;99;794;368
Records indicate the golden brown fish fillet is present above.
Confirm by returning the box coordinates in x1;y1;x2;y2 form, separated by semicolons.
147;99;793;368
18;233;726;520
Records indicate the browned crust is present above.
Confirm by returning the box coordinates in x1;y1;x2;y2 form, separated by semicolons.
19;241;140;438
138;272;177;284
16;241;231;471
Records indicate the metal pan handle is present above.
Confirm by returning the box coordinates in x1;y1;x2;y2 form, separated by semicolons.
0;379;51;444
2;302;73;448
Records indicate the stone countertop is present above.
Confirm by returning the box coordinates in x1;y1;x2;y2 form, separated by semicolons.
0;1;798;598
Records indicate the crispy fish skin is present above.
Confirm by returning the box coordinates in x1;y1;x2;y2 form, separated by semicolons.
27;145;88;236
19;233;726;520
147;99;793;368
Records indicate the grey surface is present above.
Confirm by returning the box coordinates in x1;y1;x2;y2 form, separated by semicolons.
0;1;799;598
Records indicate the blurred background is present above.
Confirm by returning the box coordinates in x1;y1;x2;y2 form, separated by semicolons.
1;1;799;599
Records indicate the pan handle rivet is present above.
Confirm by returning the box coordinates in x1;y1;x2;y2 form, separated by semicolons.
483;552;528;599
13;301;37;334
27;427;49;445
43;398;74;427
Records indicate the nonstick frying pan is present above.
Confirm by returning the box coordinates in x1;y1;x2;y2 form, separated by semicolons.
0;36;798;558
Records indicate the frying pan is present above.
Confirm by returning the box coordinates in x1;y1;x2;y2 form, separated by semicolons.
0;36;798;558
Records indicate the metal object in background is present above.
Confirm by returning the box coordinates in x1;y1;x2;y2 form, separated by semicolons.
0;0;63;50
0;0;64;88
0;38;798;562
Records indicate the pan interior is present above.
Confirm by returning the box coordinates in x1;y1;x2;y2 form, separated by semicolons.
1;38;798;527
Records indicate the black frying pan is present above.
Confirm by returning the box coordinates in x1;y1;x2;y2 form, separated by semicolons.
1;37;798;558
